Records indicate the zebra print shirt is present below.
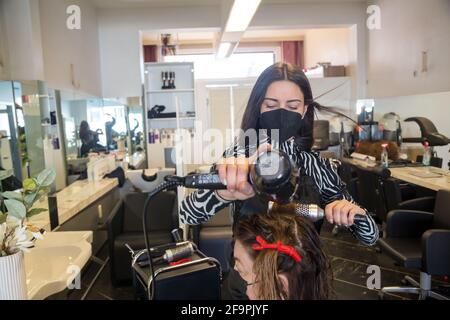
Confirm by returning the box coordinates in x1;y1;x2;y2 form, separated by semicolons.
180;139;379;246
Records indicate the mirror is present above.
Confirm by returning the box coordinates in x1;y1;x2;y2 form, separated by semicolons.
125;97;145;156
59;93;147;184
0;80;50;183
102;99;127;152
59;91;105;183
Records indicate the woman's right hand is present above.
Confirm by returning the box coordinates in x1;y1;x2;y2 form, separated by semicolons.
216;144;271;201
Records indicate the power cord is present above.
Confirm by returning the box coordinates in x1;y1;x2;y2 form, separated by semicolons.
142;177;184;299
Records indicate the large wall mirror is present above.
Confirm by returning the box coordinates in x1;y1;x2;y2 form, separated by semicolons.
125;97;145;159
59;93;146;184
60;91;106;184
0;80;49;182
1;83;147;190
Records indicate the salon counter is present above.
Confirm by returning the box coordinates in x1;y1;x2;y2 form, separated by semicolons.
342;157;450;191
28;178;120;254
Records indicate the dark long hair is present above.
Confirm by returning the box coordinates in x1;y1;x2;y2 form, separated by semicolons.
240;62;351;152
234;205;333;300
79;121;91;142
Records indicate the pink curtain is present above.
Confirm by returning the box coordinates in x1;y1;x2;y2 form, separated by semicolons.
143;45;158;63
281;41;304;68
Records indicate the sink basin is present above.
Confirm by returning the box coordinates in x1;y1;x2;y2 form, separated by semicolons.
35;231;93;247
24;231;92;300
127;168;175;192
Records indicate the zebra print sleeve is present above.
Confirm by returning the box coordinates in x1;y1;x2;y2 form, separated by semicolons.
179;189;231;225
315;155;379;246
280;140;379;246
348;214;379;246
315;156;379;245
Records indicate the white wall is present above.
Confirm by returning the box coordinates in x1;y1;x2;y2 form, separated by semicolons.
373;91;450;167
0;0;45;80
0;1;9;80
304;28;351;68
98;5;221;98
98;1;368;99
39;0;103;97
253;2;367;100
367;0;450;97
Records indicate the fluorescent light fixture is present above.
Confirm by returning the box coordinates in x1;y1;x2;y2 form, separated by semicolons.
225;0;261;32
216;42;232;59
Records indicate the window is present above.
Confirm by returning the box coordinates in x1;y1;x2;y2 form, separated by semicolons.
164;52;275;79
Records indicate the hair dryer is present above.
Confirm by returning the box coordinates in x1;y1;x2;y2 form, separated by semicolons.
174;148;370;225
180;148;299;205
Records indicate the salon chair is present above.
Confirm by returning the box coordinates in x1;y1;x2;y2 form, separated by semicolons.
383;178;435;213
190;207;233;276
106;191;179;285
337;161;359;203
354;166;391;224
312;120;330;151
378;189;450;300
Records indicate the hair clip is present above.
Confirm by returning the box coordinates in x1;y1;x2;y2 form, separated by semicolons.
252;235;301;263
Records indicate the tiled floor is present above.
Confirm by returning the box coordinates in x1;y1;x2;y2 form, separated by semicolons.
61;222;449;300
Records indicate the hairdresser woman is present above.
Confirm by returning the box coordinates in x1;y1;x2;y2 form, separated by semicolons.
179;62;379;299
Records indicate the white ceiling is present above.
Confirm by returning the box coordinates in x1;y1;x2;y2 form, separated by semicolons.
93;0;366;9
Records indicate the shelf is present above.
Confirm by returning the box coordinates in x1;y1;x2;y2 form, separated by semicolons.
147;89;194;93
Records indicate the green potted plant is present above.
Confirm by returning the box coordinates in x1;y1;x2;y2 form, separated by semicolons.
0;168;55;300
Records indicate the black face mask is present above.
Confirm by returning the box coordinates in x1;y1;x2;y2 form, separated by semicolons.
259;109;304;145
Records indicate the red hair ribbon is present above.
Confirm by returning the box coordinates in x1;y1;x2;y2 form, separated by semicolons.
252;236;302;263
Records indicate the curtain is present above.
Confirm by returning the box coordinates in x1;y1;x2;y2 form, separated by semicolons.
281;41;304;69
143;45;158;63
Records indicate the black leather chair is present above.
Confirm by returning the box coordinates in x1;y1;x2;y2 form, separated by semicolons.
378;189;450;300
312;120;330;151
354;166;391;224
338;160;359;203
383;178;435;213
107;191;179;285
191;207;233;276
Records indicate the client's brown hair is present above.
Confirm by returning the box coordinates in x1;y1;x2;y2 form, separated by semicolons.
234;204;333;300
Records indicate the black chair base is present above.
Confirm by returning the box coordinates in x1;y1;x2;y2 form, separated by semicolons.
379;272;449;300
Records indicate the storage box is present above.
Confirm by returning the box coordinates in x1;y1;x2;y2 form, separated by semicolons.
323;65;346;77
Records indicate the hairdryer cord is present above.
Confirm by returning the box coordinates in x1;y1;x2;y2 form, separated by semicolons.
142;179;183;299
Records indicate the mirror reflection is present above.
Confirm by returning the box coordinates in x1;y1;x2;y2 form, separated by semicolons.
59;93;146;184
126;99;145;155
0;80;47;183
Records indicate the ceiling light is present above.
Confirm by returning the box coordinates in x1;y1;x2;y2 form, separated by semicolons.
216;42;232;59
225;0;261;32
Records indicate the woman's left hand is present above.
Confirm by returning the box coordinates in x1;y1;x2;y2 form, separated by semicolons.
324;199;366;226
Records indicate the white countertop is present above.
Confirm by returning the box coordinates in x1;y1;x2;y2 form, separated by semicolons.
342;157;450;191
28;178;118;231
389;166;450;191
